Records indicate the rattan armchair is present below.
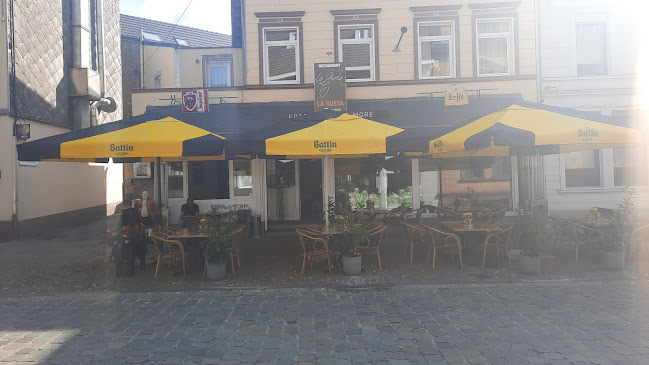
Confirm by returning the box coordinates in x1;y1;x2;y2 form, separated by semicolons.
357;224;387;271
296;229;332;275
423;225;463;269
150;233;186;279
481;223;513;269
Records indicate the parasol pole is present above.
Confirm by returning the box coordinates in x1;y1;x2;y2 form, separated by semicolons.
324;155;330;226
156;157;162;231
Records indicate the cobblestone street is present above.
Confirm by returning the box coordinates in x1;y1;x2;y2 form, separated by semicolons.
2;280;649;364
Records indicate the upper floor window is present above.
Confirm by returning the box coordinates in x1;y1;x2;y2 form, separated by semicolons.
576;22;607;76
206;61;232;87
476;18;514;76
262;27;300;84
338;25;375;82
418;21;455;79
153;74;162;89
564;150;601;188
142;32;162;42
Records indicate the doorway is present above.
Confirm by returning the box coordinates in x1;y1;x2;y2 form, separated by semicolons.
300;159;323;222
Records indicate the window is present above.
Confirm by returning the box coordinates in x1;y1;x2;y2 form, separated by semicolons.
263;27;300;84
153;74;162;89
338;25;375;81
233;160;253;196
142;32;162;42
476;18;514;76
564;150;601;187
175;38;189;46
576;22;607;76
418;21;455;79
460;167;485;180
188;161;229;200
205;61;231;87
613;147;646;186
167;162;184;198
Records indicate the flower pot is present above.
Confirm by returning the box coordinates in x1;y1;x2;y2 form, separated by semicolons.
600;251;625;271
519;254;542;275
205;259;227;281
342;255;362;275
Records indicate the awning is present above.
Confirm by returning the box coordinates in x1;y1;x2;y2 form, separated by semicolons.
17;115;227;162
428;103;641;157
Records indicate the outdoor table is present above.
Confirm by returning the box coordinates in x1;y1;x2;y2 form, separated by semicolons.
355;208;392;221
567;217;611;229
168;228;207;273
320;224;346;236
453;206;491;213
441;221;502;264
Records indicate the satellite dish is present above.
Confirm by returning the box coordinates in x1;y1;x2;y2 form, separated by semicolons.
97;97;117;113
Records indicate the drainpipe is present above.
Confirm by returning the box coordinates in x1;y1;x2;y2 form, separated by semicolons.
96;0;105;97
535;0;543;102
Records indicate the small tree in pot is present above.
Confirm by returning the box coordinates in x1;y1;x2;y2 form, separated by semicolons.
599;188;636;270
204;215;235;280
516;205;553;275
338;213;366;275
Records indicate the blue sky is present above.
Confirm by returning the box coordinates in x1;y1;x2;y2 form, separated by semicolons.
120;0;232;35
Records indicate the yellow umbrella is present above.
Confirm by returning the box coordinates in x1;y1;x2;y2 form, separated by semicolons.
265;113;403;156
428;104;642;156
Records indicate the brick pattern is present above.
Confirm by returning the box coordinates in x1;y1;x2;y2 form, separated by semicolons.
2;281;649;364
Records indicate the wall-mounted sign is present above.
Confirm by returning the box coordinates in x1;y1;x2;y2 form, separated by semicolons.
181;89;209;113
15;124;30;140
314;63;346;112
444;84;468;106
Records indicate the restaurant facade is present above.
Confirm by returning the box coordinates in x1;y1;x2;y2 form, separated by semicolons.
121;0;542;227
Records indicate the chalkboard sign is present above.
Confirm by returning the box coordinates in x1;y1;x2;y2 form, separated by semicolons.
313;63;346;112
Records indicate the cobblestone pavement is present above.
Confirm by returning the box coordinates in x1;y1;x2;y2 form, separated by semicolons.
2;280;649;364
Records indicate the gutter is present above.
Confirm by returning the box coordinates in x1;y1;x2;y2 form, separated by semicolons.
535;0;543;103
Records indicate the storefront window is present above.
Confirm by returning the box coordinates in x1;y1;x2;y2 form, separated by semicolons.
233;160;253;196
188;161;229;200
565;150;601;187
613;147;647;187
167;162;184;198
439;157;512;209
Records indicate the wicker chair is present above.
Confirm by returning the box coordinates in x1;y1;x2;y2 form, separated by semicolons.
553;218;603;265
357;224;387;271
296;229;332;275
150;233;186;279
401;222;426;264
422;225;463;269
627;223;649;265
229;225;246;274
481;223;514;269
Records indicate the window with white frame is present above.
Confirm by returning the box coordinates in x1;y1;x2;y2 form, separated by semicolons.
576;22;607;76
338;25;375;82
153;74;162;89
233;160;253;196
205;61;231;87
476;18;514;76
263;27;300;84
564;150;601;188
418;21;455;79
613;147;647;187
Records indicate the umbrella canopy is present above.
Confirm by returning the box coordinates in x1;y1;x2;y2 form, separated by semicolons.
17;116;226;162
428;104;642;157
262;113;404;157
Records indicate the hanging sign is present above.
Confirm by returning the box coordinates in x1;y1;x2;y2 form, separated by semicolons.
181;89;209;113
444;84;469;106
314;63;346;112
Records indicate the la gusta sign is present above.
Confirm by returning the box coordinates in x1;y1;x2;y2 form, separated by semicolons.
314;63;346;112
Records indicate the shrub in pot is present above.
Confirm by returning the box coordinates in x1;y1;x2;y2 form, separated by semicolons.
599;189;635;271
204;217;235;281
338;213;366;275
516;205;553;275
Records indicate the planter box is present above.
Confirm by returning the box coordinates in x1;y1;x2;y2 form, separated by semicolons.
342;255;362;275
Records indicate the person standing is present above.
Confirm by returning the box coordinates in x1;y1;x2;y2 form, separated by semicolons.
135;191;158;228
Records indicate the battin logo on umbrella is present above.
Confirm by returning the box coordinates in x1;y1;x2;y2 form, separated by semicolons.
110;143;133;156
314;140;337;153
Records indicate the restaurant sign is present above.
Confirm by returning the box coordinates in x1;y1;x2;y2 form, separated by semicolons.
444;84;469;106
314;63;346;112
181;89;209;113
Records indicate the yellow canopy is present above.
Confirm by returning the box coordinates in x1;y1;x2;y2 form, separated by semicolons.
429;105;642;157
266;113;403;156
59;117;225;159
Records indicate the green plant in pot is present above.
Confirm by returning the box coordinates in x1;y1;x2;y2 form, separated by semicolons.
599;187;636;270
516;204;553;274
204;216;235;280
338;213;366;275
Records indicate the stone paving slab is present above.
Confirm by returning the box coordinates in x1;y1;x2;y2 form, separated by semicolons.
1;281;649;364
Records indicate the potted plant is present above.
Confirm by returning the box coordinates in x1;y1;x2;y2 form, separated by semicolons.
204;216;235;280
338;213;366;275
103;224;147;277
599;188;635;270
516;206;553;275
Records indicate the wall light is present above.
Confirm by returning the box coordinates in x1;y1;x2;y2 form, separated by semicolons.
392;27;408;53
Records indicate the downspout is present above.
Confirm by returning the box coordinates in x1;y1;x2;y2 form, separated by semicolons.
96;0;105;97
535;0;542;103
8;0;17;237
240;0;246;88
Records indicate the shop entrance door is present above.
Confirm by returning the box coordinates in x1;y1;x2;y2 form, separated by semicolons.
300;159;323;222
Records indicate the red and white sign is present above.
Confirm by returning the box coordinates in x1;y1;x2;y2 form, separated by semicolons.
181;89;209;113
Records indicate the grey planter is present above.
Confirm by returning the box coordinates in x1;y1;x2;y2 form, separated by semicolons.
519;254;542;275
601;251;625;271
205;259;227;280
342;255;362;275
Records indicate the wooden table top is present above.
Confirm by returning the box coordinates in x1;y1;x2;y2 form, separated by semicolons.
452;206;492;213
168;228;207;239
356;208;393;215
566;217;611;228
441;220;502;233
320;224;346;236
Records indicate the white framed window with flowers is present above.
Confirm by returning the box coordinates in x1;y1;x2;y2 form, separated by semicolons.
417;21;456;79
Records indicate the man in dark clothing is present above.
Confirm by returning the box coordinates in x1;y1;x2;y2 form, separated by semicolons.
180;197;200;228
